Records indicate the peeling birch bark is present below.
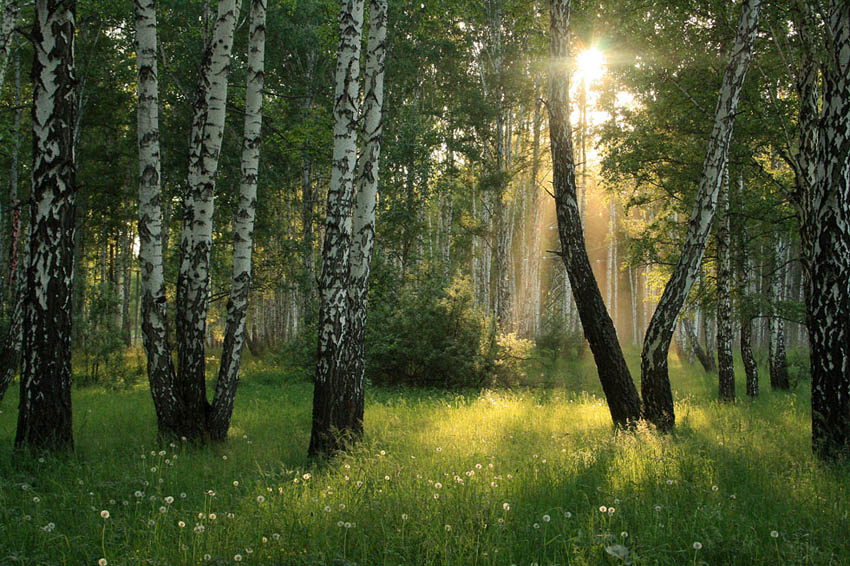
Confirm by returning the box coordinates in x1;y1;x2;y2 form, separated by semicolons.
16;0;76;451
309;0;365;457
209;0;266;441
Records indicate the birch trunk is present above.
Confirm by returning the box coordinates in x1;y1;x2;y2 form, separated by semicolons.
800;1;850;459
209;0;266;441
174;0;241;439
640;0;760;429
341;0;387;437
135;0;179;435
16;0;76;451
549;0;641;426
769;237;790;390
309;0;365;457
739;221;758;397
717;169;735;401
0;0;20;94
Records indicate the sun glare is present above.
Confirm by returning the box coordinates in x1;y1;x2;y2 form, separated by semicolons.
576;46;605;85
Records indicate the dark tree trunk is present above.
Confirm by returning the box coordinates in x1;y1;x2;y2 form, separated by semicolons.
717;170;735;402
793;1;850;459
682;316;714;374
548;0;641;427
769;239;790;390
16;0;77;451
738;219;758;397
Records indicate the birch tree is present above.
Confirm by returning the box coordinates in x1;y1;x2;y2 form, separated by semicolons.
309;0;365;457
16;0;77;450
209;0;267;440
792;0;850;459
174;0;242;438
640;0;760;430
717;170;734;402
343;0;388;434
135;0;266;442
135;0;178;434
549;0;641;427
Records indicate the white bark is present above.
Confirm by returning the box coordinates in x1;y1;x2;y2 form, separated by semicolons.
17;0;76;450
310;0;365;457
210;0;266;439
346;0;388;412
640;0;761;429
175;0;241;430
0;0;20;96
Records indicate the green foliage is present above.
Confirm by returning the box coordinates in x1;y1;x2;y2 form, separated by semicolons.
368;274;489;388
74;285;142;389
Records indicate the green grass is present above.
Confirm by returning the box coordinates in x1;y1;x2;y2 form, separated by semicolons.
0;352;848;565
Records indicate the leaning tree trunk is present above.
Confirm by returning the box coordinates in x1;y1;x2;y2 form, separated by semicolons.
342;0;387;438
769;237;790;390
717;169;735;402
548;0;641;426
309;0;365;457
16;0;76;451
640;0;760;430
174;0;241;439
209;0;266;441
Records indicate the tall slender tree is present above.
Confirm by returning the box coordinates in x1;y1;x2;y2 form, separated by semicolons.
640;0;760;430
549;0;641;427
344;0;388;434
16;0;77;451
717;169;735;401
209;0;267;440
309;0;366;457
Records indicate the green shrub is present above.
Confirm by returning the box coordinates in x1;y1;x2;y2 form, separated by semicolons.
368;274;489;388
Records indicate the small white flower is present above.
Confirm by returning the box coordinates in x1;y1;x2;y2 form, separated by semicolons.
209;513;217;521
444;524;452;532
164;496;174;504
256;495;265;503
599;506;607;513
159;506;167;514
233;481;239;487
542;515;550;523
178;521;186;528
32;497;40;503
337;521;344;527
771;530;779;538
564;511;572;518
435;482;442;489
533;523;540;529
345;522;352;529
401;513;408;520
711;485;719;492
98;559;108;566
693;542;703;550
233;554;242;562
503;503;510;511
100;510;110;520
621;531;629;538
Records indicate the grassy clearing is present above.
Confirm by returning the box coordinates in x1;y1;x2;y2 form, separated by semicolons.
0;352;848;565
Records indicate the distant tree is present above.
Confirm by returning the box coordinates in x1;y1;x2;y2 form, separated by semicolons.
717;169;734;402
15;0;77;451
548;0;642;427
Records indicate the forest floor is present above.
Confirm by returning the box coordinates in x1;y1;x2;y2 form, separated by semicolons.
0;351;848;565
